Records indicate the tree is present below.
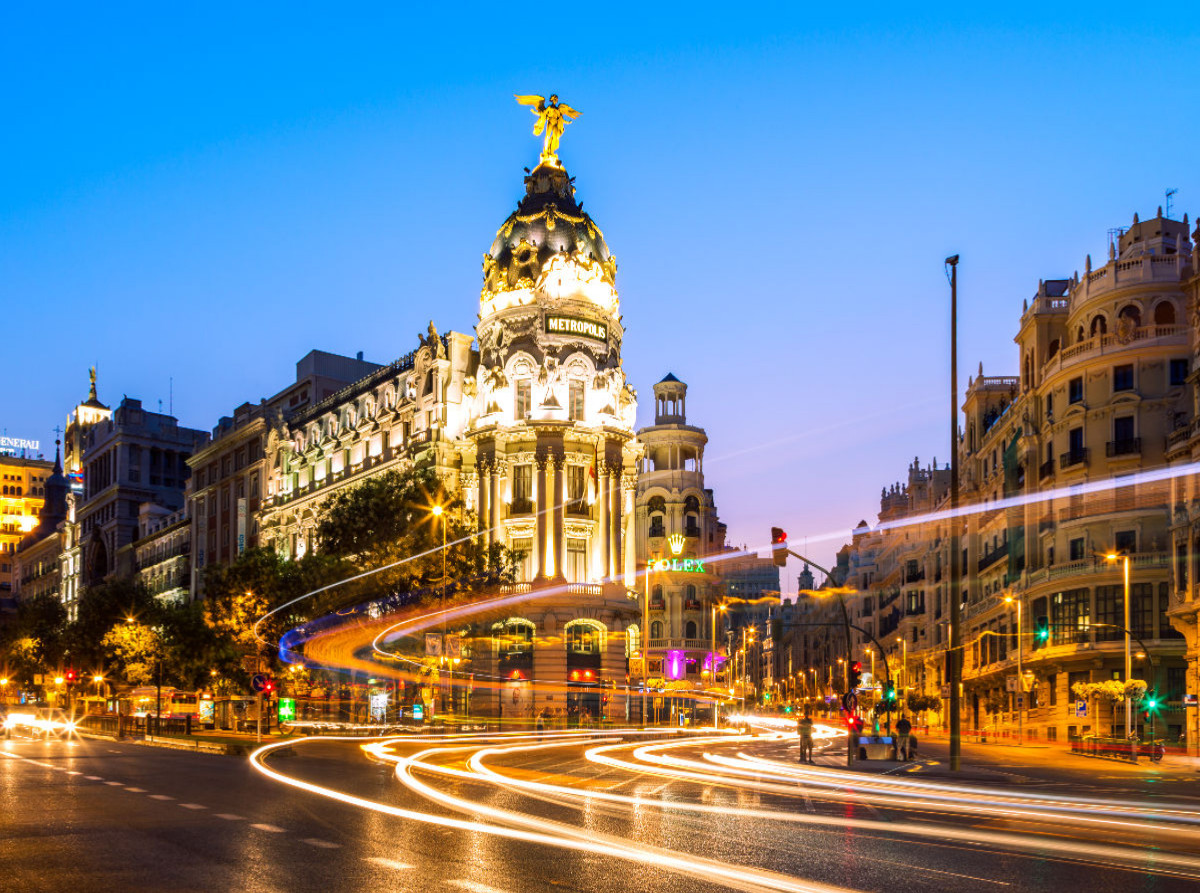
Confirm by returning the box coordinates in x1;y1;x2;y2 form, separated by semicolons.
1;593;68;677
315;464;517;600
100;622;158;686
65;578;155;672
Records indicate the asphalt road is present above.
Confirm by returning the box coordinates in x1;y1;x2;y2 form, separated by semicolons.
4;726;1199;893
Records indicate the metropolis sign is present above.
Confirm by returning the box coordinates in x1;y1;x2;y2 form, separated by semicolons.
545;315;607;342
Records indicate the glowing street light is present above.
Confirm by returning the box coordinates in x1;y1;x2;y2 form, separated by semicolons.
1105;551;1133;738
1004;591;1024;744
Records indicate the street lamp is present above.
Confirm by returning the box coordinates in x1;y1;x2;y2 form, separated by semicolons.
1003;592;1024;744
711;601;727;729
1106;552;1133;738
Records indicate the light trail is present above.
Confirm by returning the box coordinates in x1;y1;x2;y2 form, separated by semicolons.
250;732;865;893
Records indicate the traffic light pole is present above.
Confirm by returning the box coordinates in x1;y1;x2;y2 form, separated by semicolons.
780;547;855;767
947;253;962;773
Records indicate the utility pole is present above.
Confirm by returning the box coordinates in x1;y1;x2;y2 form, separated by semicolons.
947;253;962;773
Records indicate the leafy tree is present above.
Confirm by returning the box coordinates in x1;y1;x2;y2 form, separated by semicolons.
65;578;155;672
100;621;159;686
3;593;68;672
315;465;517;600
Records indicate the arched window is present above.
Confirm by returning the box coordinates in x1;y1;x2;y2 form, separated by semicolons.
1047;339;1060;360
565;619;606;654
684;495;699;513
647;495;666;514
1118;304;1141;327
1154;302;1176;325
685;620;698;639
1076;326;1085;343
625;624;640;658
491;618;535;656
1090;315;1107;336
650;620;663;639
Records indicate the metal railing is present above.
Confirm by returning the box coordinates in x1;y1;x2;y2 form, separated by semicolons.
1068;734;1138;763
1106;438;1141;457
1060;448;1089;469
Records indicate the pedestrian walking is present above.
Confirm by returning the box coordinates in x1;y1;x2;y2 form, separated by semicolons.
536;709;546;736
896;715;912;760
797;710;815;763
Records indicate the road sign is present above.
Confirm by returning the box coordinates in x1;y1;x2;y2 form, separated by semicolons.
939;684;950;699
412;704;424;721
1075;698;1087;717
251;674;268;693
425;633;442;657
841;692;858;712
277;698;296;723
1006;676;1019;692
1185;693;1198;708
445;634;462;660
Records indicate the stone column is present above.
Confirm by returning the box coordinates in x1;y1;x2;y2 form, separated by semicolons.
595;458;608;582
536;454;549;579
609;460;622;581
490;463;500;546
553;457;566;581
477;456;490;548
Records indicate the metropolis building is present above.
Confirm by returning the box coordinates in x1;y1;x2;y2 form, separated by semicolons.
257;127;650;722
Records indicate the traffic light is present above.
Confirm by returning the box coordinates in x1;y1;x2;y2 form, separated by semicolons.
1143;691;1160;717
845;714;863;735
883;681;897;707
1034;616;1050;645
65;670;76;684
262;678;275;694
770;527;788;567
848;661;863;691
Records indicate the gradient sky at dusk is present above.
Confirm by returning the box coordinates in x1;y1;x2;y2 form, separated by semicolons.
4;5;1199;592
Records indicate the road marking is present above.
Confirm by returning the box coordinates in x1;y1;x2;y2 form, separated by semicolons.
179;803;207;810
104;781;123;786
302;838;340;849
367;857;413;870
148;794;175;801
214;814;245;821
449;880;509;893
84;776;103;781
124;787;147;793
250;823;286;833
65;770;82;775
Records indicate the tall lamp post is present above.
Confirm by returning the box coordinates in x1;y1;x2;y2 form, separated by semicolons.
711;601;726;729
946;253;962;773
1105;552;1133;738
1003;592;1024;744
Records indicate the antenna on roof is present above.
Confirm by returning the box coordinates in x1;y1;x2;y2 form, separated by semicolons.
1166;188;1178;219
169;377;173;417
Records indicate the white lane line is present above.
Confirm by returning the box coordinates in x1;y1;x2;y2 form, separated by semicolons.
367;857;413;870
214;813;245;821
250;823;286;833
148;794;175;801
84;776;103;781
448;881;509;893
301;838;340;849
179;803;207;810
124;787;147;793
65;770;82;776
104;781;123;786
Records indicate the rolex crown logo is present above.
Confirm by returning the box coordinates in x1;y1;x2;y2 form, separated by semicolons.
668;533;686;556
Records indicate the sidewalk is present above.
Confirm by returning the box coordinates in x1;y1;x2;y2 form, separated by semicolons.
77;725;297;756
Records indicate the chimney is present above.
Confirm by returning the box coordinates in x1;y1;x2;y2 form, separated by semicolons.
356;351;364;361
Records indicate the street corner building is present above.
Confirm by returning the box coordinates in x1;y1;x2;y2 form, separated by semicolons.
795;208;1200;755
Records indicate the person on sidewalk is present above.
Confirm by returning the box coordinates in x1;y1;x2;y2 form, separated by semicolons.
797;710;815;763
896;714;913;760
536;709;546;736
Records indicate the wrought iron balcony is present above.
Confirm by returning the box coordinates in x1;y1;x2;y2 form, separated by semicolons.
1039;459;1055;480
1059;448;1089;469
1105;438;1141;457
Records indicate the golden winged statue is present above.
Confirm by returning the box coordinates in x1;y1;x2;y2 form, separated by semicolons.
514;93;580;164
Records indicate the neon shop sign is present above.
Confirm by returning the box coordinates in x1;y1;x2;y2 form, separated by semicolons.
651;558;706;573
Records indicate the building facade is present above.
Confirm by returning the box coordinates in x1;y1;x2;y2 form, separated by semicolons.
818;209;1193;747
0;454;52;616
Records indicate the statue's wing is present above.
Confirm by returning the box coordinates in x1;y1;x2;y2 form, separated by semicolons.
558;103;581;120
514;94;545;110
532;116;545;136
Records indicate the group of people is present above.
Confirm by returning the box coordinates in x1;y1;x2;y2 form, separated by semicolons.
795;711;917;762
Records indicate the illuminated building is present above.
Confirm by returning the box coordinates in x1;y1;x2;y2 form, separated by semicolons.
191;350;380;595
12;443;70;613
828;209;1192;743
58;371;207;619
128;504;191;604
633;374;725;715
1164;216;1200;756
0;453;53;620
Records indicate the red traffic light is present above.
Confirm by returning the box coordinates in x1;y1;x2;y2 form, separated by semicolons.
770;527;787;545
263;679;274;693
65;670;76;683
845;715;863;733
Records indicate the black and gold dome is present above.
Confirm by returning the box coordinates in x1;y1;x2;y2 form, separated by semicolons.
482;162;616;297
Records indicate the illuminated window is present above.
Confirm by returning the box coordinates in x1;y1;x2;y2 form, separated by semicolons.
515;380;531;420
568;380;584;421
565;619;605;654
566;538;587;583
511;465;533;514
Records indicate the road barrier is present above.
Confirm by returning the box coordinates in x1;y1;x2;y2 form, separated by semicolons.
1068;734;1138;763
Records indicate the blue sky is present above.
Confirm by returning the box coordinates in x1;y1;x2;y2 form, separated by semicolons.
4;5;1198;591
